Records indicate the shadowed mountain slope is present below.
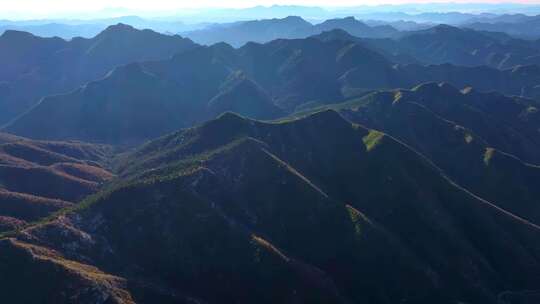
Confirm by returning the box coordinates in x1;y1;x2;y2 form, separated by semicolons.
0;134;114;231
7;38;368;142
465;16;540;39
183;16;398;47
8;35;540;144
208;71;285;120
4;54;284;143
1;111;539;303
0;24;197;125
316;25;540;69
298;83;540;226
314;17;398;38
394;25;540;68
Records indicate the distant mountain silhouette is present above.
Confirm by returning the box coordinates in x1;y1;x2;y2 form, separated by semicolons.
465;15;540;39
316;25;540;69
183;16;398;47
314;17;398;38
396;25;540;68
183;16;311;47
7;35;540;144
0;24;197;125
0;23;106;39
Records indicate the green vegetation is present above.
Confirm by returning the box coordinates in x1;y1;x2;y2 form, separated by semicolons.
347;205;367;238
484;147;495;166
2;109;540;303
393;91;403;104
363;130;384;152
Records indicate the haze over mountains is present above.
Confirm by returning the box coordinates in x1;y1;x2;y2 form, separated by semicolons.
182;16;399;47
4;6;540;40
4;23;540;144
1;3;540;304
0;24;196;125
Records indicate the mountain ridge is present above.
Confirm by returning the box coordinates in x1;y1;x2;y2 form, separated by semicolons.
7;34;540;144
2;110;540;303
0;134;114;232
0;23;197;125
182;16;399;47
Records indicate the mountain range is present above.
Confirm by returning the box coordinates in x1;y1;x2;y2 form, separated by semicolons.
184;16;540;69
367;25;540;69
305;82;540;226
181;13;540;46
5;30;540;144
3;8;540;39
465;15;540;39
0;132;112;233
2;18;540;129
0;23;196;125
1;12;540;303
1;110;539;303
193;17;540;69
0;16;203;39
182;16;398;47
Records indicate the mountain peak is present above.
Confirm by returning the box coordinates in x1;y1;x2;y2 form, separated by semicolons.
431;24;462;33
0;30;36;40
320;16;365;27
204;111;251;131
97;23;138;37
253;15;309;27
311;29;357;42
106;23;135;31
283;15;306;22
273;15;311;27
329;16;359;22
217;111;248;122
195;111;253;138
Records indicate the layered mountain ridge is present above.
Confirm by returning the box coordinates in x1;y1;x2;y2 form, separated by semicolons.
1;14;540;304
0;23;196;125
182;16;399;47
0;133;113;232
1;110;539;303
299;82;540;226
316;25;540;69
6;33;540;144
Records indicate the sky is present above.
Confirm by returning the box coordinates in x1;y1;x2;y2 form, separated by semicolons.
2;0;540;11
1;0;540;19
